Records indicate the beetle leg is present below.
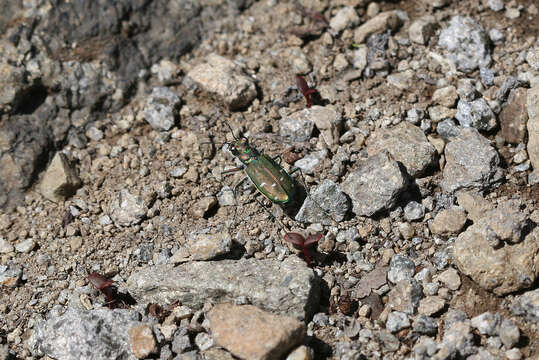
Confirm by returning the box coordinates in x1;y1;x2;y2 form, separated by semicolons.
221;166;244;175
272;155;283;165
253;195;289;232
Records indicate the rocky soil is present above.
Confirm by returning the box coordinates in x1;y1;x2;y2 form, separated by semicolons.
0;0;538;359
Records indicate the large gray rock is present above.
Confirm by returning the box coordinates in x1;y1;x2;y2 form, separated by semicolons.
438;16;491;73
126;256;319;321
440;128;502;193
367;122;437;177
453;221;538;295
341;151;407;217
28;307;143;360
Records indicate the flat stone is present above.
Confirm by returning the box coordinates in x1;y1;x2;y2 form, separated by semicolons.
429;207;467;235
185;228;232;260
354;11;403;44
387;69;415;90
129;324;157;359
418;296;446;316
40;153;82;203
500;88;529;144
341;151;406;217
527;86;539;172
453;223;538;295
187;54;256;110
208;304;305;360
367;122;437;177
15;238;36;253
127;257;319;321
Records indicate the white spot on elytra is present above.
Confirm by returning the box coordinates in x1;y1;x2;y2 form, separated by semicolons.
260;182;266;187
279;177;284;181
271;183;277;187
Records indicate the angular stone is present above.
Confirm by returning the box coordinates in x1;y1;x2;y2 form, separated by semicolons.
188;54;256;110
109;189;148;226
511;288;539;322
408;16;437;45
367;122;437;177
208;304;305;360
144;87;181;131
295;179;349;225
387;254;415;284
279;109;315;142
341;151;406;217
127;257;319;320
387;279;423;315
471;312;500;335
432;85;458;108
329;6;360;32
455;98;496;131
308;106;342;147
455;191;493;222
40;153;81;203
438;16;491;73
441;128;502;193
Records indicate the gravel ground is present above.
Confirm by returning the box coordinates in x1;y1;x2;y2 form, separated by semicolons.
0;0;538;359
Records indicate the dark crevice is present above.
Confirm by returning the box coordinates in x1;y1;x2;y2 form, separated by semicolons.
15;81;48;115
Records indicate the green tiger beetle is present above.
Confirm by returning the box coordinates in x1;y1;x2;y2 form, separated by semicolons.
217;124;337;230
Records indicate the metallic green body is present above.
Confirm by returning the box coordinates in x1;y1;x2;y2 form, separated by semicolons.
245;154;296;204
229;137;296;204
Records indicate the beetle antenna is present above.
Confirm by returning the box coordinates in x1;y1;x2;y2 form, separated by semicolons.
223;122;239;140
